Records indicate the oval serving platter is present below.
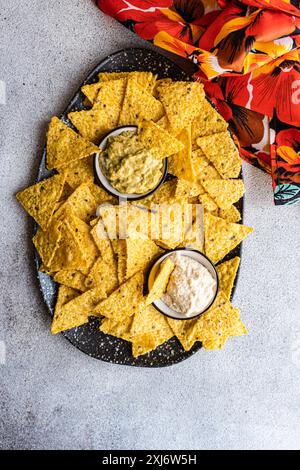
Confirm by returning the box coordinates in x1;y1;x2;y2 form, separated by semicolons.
35;47;243;367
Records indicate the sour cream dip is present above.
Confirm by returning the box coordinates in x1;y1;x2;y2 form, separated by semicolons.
162;252;217;318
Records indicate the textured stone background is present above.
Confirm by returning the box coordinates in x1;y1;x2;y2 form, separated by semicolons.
1;0;300;450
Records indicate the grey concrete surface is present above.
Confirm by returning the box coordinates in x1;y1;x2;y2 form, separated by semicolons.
1;0;300;451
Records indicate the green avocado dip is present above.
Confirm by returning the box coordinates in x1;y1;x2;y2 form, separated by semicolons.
102;131;163;194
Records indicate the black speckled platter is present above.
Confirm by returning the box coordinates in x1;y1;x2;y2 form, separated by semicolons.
35;48;243;367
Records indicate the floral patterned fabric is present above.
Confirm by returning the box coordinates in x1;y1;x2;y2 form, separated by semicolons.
97;0;300;205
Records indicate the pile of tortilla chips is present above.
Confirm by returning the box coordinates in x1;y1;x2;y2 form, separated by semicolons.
16;71;253;358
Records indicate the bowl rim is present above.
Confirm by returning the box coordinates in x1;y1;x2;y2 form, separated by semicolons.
146;248;220;321
93;125;168;201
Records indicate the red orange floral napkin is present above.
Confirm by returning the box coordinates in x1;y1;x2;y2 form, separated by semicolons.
97;0;300;205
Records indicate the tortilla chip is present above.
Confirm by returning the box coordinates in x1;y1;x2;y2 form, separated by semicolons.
48;220;87;272
61;155;94;189
167;317;199;351
16;174;66;230
140;180;177;209
126;238;162;279
52;286;107;334
158;81;205;129
53;270;87;292
204;213;253;264
175;179;204;199
46;117;99;170
131;305;174;357
81;82;102;105
218;205;241;224
55;182;97;223
202;336;228;350
202;179;245;210
146;257;175;305
155;203;185;249
88;182;115;205
99;71;156;93
91;219;116;262
69;78;126;143
191;98;228;141
116;239;127;284
197;132;241;179
51;285;79;334
195;302;246;342
217;257;240;300
191;149;221;181
153;78;173;98
137;120;184;159
168;126;195;183
94;271;145;321
118;77;164;126
100;316;134;342
199;193;219;213
85;255;118;295
33;220;62;268
66;215;99;271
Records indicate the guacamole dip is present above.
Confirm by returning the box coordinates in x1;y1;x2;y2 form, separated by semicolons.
102;131;163;194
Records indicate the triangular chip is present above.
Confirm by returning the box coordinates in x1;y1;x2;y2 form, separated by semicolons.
218;205;241;223
16;174;66;230
48;220;87;272
146;257;175;305
131;305;174;357
94;271;145;321
202;336;228;350
199;193;219;213
52;286;107;334
46;117;99;170
167;317;199;351
85;255;118;295
69;78;126;143
191;98;228;141
204;214;253;264
55;182;97;223
51;285;79;334
197;132;241;179
99;71;156;93
100;316;134;342
118;77;164;126
216;257;240;300
66;215;99;272
168;126;195;183
191;149;221;181
33;220;62;268
137;120;184;159
202;179;245;210
126;238;162;279
53;270;87;292
158;81;205;129
61;155;94;189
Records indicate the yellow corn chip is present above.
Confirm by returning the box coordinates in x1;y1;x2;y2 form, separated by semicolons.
33;220;62;268
67;215;99;271
197;132;241;179
218;205;241;223
126;238;162;279
137;120;184;159
118;77;164;126
48;220;87;272
168;126;195;183
204;213;253;264
99;71;156;93
55;182;97;223
52;286;107;334
202;336;228;350
87;182;115;205
46;117;99;170
53;270;87;292
85;255;118;295
195;302;245;342
202;179;245;210
61;155;94;189
191;149;221;181
94;271;145;321
217;257;240;300
16;174;66;230
51;285;79;334
117;239;127;284
100;316;134;342
167;317;199;351
131;305;174;357
146;257;175;305
69;79;126;144
158;81;205;129
191;98;228;141
81;82;102;105
199;193;219;212
175;179;204;198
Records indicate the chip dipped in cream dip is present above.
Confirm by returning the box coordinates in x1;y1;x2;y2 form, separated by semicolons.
162;252;217;318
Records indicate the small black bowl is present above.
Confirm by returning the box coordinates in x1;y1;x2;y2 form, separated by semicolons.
147;248;220;321
94;125;168;201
